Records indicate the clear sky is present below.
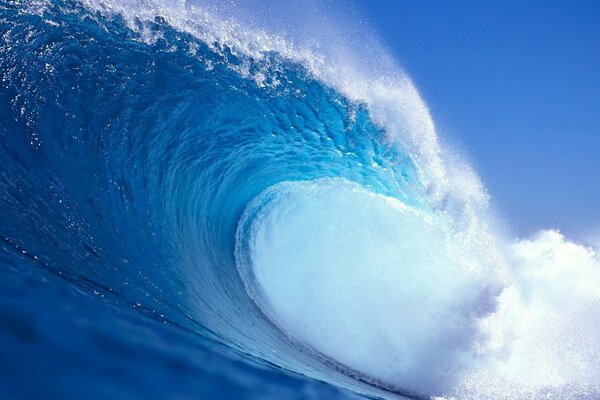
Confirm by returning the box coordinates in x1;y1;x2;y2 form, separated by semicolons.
354;1;600;241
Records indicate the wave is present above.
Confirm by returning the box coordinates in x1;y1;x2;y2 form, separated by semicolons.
0;1;598;399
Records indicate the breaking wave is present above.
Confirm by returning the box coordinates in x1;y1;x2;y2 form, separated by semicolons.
0;1;598;399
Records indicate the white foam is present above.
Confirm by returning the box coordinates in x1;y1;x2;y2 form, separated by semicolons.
453;230;600;399
238;180;600;398
236;178;503;396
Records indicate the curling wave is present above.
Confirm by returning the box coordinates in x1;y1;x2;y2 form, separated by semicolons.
0;1;599;399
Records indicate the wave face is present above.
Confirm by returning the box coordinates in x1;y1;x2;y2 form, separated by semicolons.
1;1;599;399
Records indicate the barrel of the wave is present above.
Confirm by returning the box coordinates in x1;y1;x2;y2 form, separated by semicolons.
235;177;501;396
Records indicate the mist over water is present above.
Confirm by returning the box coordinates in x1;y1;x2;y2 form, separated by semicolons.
1;1;598;399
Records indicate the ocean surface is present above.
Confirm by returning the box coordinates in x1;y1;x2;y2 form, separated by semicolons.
1;1;599;399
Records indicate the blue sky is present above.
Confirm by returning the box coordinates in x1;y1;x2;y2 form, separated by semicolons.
354;1;600;240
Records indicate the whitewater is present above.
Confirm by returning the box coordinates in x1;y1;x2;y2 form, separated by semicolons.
0;1;599;399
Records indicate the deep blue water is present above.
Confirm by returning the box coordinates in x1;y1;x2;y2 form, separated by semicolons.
0;1;421;399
